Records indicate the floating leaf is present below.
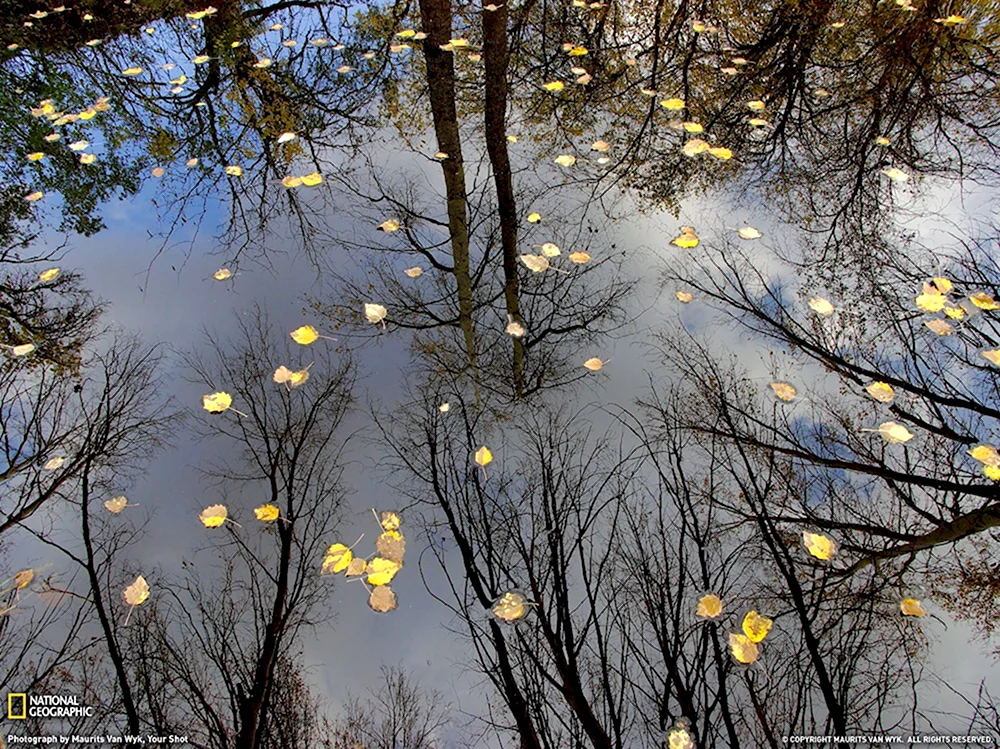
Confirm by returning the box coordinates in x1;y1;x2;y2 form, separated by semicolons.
538;242;561;258
367;557;402;586
199;504;228;528
591;140;610;152
970;292;1000;311
671;226;699;249
369;585;397;613
224;165;243;177
300;172;322;186
915;293;947;313
79;153;96;165
729;633;759;664
696;593;723;618
403;266;423;278
808;296;835;315
707;146;733;160
881;167;910;183
747;99;766;111
520;254;550;273
554;154;577;166
568;251;591;264
924;319;953;336
254;504;280;522
492;591;531;622
681;139;709;157
104;496;129;514
123;575;150;606
365;303;388;325
675;290;694;303
802;531;837;560
527;212;542;223
12;343;36;356
660;98;685;110
439;403;450;413
876;421;914;444
202;391;233;413
770;381;797;402
25;191;43;202
377;530;406;564
27;152;45;162
38;268;60;282
865;382;895;403
380;511;402;532
737;226;763;239
682;122;704;133
900;598;926;617
213;268;232;281
345;558;368;577
583;357;605;371
475;446;493;467
983;350;1000;366
281;176;303;188
377;219;400;232
44;456;64;470
290;325;319;345
14;569;34;589
741;610;773;643
122;67;143;76
321;543;353;575
969;444;1000;467
151;166;165;178
542;81;565;92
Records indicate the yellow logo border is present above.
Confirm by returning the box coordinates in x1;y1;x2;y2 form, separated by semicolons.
7;693;26;719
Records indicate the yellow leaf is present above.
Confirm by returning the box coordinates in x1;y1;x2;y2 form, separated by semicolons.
682;122;703;133
675;291;693;303
439;402;450;413
123;575;150;605
369;585;397;613
748;118;771;127
982;350;1000;366
492;591;530;622
27;152;45;161
520;254;550;273
542;81;565;92
104;496;129;513
365;303;388;325
970;292;1000;311
381;511;402;531
591;140;610;152
681;139;709;157
186;157;198;167
935;14;966;24
213;268;232;281
583;357;605;371
69;140;88;151
254;504;280;522
193;54;210;64
151;167;165;178
281;176;303;188
696;593;723;618
79;153;96;165
900;598;925;616
527;212;542;223
367;557;402;586
568;251;591;264
808;296;835;315
202;392;233;413
43;456;63;470
321;543;353;575
538;242;560;258
915;293;947;312
475;446;493;466
770;381;797;402
377;219;400;232
122;67;143;76
876;421;914;444
924;319;953;336
660;98;685;110
25;191;44;202
985;465;1000;481
554;154;577;166
802;531;837;560
968;444;1000;467
225;165;243;177
14;569;34;589
865;382;895;403
707;146;732;160
567;46;589;56
38;267;60;282
747;99;766;111
667;725;695;749
671;227;699;248
254;58;272;68
944;305;966;320
289;368;310;387
881;167;910;182
290;325;319;345
875;136;891;145
741;610;773;643
737;227;763;239
729;633;759;664
199;504;228;528
300;172;322;186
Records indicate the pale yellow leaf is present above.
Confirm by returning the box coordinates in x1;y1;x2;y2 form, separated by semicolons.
770;381;797;402
583;357;605;371
882;167;910;182
802;531;837;560
865;382;895;403
660;98;685;110
201;391;233;413
404;266;423;278
876;421;914;444
527;212;542;223
105;496;128;514
377;219;400;232
737;227;763;239
900;598;925;616
38;268;60;282
254;504;280;522
925;318;953;336
568;251;591;264
43;456;63;470
696;593;723;618
213;268;232;281
123;575;150;605
364;303;388;325
554;154;577;166
729;633;759;664
492;591;530;622
520;254;550;273
970;292;1000;311
808;296;835;315
199;504;228;528
675;291;693;303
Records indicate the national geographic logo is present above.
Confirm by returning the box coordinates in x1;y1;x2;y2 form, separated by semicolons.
6;694;93;719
